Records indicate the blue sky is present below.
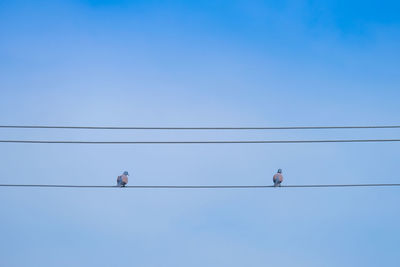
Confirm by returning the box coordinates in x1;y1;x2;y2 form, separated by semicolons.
0;1;400;266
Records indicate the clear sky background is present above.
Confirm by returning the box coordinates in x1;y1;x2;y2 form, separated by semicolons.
1;1;400;266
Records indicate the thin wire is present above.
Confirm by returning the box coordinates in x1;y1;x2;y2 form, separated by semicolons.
0;184;399;188
1;125;400;130
1;139;400;144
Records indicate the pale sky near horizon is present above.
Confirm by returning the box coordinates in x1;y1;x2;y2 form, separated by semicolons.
1;1;400;266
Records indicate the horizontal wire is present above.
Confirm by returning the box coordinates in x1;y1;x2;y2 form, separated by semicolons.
1;139;400;144
0;125;400;130
0;184;400;189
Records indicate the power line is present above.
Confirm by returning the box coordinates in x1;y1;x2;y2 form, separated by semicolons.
0;184;399;189
1;139;400;144
1;125;400;130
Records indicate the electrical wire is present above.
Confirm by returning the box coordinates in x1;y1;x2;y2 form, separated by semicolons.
1;125;400;130
1;139;400;144
0;184;399;188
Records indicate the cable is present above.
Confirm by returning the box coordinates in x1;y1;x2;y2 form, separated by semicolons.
0;184;399;188
1;125;400;130
1;139;400;144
